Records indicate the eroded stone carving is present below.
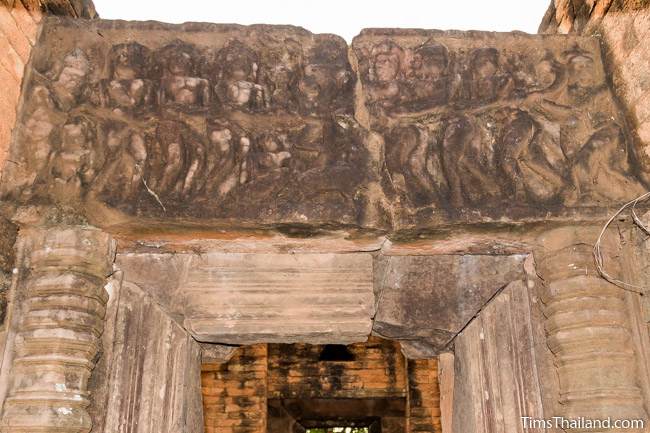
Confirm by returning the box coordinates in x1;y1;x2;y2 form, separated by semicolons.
1;20;370;229
96;42;157;116
353;30;647;226
2;20;649;232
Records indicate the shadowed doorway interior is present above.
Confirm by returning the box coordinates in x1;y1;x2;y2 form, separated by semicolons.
201;338;441;433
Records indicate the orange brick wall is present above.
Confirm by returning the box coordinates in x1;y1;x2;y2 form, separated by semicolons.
267;337;406;399
0;2;41;175
202;344;268;433
407;358;442;433
202;339;443;433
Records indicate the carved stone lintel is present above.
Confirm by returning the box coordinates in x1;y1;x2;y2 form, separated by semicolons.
534;227;648;428
0;227;115;433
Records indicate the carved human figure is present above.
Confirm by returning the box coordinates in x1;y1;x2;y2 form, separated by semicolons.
564;47;603;105
216;40;265;110
512;53;560;97
48;48;91;111
257;133;292;172
48;116;101;189
204;124;250;197
297;39;352;114
158;41;210;109
569;123;647;203
21;86;60;177
100;42;156;115
498;109;566;202
139;121;207;201
259;40;302;111
385;124;446;207
441;115;501;206
91;126;147;203
467;48;510;103
366;41;404;111
405;42;450;110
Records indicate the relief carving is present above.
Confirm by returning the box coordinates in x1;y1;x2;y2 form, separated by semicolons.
97;42;157;116
353;31;648;223
214;39;265;110
2;21;649;230
157;40;211;110
1;22;369;226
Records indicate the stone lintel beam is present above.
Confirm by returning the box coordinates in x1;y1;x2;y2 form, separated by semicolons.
1;19;647;236
182;253;375;345
0;226;115;433
373;254;526;355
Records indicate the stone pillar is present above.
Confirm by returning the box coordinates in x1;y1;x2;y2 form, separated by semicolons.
0;227;115;433
534;227;648;430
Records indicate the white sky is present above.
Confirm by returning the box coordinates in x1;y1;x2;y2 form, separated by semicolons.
92;0;550;42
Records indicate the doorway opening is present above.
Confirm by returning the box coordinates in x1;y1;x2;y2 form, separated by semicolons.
201;337;441;433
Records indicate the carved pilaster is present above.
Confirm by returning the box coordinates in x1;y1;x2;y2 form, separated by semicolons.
535;227;648;430
0;227;115;433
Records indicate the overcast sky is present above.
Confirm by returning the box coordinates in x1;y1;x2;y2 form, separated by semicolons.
92;0;550;42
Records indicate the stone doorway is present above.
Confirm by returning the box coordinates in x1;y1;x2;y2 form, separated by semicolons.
1;8;650;433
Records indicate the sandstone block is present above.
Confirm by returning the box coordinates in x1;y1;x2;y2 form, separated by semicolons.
182;253;374;344
373;254;525;353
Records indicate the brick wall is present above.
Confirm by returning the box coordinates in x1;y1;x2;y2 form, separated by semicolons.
0;2;40;175
202;344;268;433
0;0;96;176
407;359;441;433
268;337;406;399
202;338;443;433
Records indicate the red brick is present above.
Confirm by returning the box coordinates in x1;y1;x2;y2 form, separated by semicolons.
10;1;37;45
0;5;31;62
0;30;24;81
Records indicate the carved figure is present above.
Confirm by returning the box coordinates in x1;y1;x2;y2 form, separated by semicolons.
366;41;404;111
497;110;566;202
466;48;511;104
441;115;501;206
92;125;147;203
405;42;450;110
259;39;302;111
48;116;100;188
204;122;251;197
158;41;210;109
48;48;91;111
570;123;646;203
22;86;60;176
216;40;265;110
297;39;352;114
385;124;446;207
100;42;156;115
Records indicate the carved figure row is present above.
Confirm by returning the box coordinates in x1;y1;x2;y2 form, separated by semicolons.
359;41;606;115
43;40;353;116
384;107;646;208
18;98;365;211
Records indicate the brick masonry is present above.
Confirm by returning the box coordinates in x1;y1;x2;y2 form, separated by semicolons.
202;344;269;433
201;338;442;433
407;359;442;433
